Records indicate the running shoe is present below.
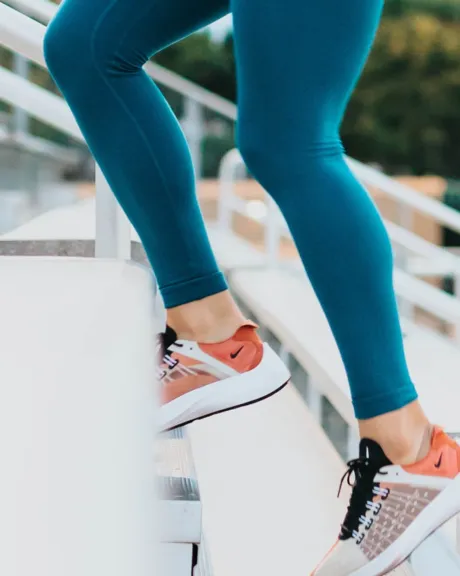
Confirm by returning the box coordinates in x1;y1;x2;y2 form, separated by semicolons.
157;321;290;432
312;426;460;576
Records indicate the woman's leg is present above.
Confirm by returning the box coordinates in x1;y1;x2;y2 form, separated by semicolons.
44;0;290;432
232;0;425;456
44;0;230;313
232;2;460;574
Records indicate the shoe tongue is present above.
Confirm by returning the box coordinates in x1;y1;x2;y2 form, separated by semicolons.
162;325;178;350
158;325;178;358
359;438;393;467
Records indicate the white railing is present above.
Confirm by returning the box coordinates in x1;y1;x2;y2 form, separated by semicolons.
1;3;46;66
4;0;238;120
4;0;460;309
0;0;238;251
4;0;56;22
0;118;80;164
2;0;237;175
218;148;460;341
1;2;131;257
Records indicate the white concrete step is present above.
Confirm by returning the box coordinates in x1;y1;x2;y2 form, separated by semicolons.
157;428;201;545
0;201;202;574
188;384;417;576
0;257;158;576
157;428;203;576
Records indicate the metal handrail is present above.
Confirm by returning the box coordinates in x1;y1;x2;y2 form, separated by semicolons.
2;0;237;121
5;0;460;236
4;0;56;22
217;148;460;335
0;2;130;258
347;157;460;236
4;1;460;278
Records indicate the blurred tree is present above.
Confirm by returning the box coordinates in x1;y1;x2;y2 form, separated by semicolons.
398;0;460;20
202;132;235;177
342;13;460;177
154;31;236;101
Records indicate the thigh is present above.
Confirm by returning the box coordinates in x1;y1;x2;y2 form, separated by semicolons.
51;0;230;61
232;0;384;147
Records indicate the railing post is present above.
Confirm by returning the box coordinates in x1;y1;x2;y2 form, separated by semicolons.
279;344;290;366
182;98;204;179
456;515;460;555
95;166;131;260
396;202;415;321
265;196;281;266
347;426;360;460
454;275;460;346
306;379;322;423
218;149;245;233
13;53;29;136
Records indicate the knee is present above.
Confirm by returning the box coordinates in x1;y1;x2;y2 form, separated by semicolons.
239;134;269;186
238;130;290;193
44;10;127;92
238;124;344;196
43;19;65;81
44;15;94;89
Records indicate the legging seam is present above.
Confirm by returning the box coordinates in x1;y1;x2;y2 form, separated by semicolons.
89;1;199;270
352;381;415;404
161;270;224;290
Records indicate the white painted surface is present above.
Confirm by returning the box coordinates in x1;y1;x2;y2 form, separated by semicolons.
2;197;139;242
159;499;202;544
5;0;57;23
189;385;415;576
160;543;194;576
1;202;259;273
207;225;264;271
410;530;460;575
394;268;460;325
188;385;348;576
3;0;237;121
95;167;131;260
0;258;158;576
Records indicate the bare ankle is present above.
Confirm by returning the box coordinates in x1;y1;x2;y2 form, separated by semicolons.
358;401;432;465
167;291;247;343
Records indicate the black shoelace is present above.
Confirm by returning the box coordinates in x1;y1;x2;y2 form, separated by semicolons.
338;457;388;542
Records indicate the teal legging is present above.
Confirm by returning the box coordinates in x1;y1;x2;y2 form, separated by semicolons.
44;0;417;419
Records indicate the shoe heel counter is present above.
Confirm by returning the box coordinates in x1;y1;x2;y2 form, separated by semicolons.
198;323;263;373
232;324;263;370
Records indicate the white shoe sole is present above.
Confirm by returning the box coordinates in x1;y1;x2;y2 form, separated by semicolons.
351;473;460;576
158;343;290;433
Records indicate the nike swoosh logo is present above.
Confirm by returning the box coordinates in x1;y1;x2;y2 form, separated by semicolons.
435;454;443;469
230;346;244;359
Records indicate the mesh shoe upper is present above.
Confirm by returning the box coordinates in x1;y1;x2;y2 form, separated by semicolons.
157;322;263;405
312;427;460;575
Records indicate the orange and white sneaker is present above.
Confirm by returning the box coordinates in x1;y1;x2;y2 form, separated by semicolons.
157;321;290;432
312;426;460;576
